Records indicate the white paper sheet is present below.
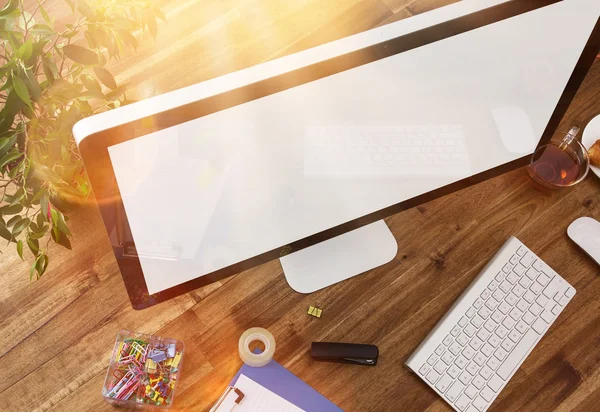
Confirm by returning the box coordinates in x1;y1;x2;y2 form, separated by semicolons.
233;374;305;412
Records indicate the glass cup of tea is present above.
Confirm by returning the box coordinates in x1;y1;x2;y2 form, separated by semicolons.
527;126;590;189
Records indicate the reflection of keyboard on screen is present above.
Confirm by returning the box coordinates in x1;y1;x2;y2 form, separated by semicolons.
304;125;470;177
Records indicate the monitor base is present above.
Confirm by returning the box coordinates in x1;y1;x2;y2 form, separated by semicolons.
280;220;398;293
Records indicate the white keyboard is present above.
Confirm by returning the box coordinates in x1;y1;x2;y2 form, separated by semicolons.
406;237;575;412
303;125;471;177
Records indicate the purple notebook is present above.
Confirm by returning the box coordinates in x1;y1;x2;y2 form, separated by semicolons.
229;357;343;412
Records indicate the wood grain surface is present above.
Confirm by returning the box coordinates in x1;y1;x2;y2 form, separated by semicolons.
2;1;600;411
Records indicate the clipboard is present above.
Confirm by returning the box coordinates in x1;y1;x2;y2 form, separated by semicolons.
228;358;343;412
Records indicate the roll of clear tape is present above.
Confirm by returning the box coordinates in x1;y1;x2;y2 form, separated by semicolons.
238;327;276;367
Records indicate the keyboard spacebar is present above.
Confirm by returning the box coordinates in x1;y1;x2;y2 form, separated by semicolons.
497;329;540;380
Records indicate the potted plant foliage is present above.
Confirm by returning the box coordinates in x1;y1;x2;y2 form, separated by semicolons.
0;0;164;278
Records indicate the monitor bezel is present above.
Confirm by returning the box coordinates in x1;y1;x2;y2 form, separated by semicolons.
77;0;600;309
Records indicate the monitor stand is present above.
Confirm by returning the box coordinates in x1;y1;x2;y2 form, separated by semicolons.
279;220;398;293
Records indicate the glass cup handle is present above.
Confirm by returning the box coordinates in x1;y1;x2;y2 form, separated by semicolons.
560;126;580;149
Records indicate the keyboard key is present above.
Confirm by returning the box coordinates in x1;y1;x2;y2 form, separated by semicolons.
479;366;493;380
502;263;511;273
508;329;522;343
478;388;494;406
551;304;561;316
451;325;462;337
513;263;526;275
501;339;515;352
520;252;535;267
485;298;499;311
495;325;509;339
436;374;453;393
459;371;471;385
447;364;461;378
449;342;462;356
471;315;484;328
478;306;491;319
469;337;484;351
519;276;532;289
509;254;519;265
473;353;486;367
512;284;526;297
540;309;554;323
473;398;488;412
516;299;529;313
522;311;536;325
473;298;484;309
543;276;561;299
443;335;454;346
523;290;536;304
565;287;575;298
483;319;497;333
530;281;543;295
445;381;465;403
532;318;547;334
499;281;512;293
435;345;445;356
488;374;504;392
536;295;549;308
455;355;468;369
466;361;479;376
455;394;471;411
427;354;438;365
502;316;516;330
532;259;544;272
426;369;441;384
494;347;508;361
481;343;494;357
516;246;526;256
419;363;431;376
497;329;539;380
480;289;491;300
506;272;519;285
465;384;479;399
487;356;500;371
537;272;550;286
491;310;504;324
498;301;511;315
529;302;543;316
509;307;523;321
488;280;499;291
463;346;475;360
505;293;518;306
457;333;470;346
515;320;529;334
459;316;468;327
495;272;506;282
558;294;569;307
442;351;455;365
476;328;491;342
525;267;539;281
472;374;486;389
492;289;505;302
466;307;476;318
488;334;501;348
464;324;477;337
434;360;447;374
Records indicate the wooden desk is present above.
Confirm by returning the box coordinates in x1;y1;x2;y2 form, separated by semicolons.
1;1;599;411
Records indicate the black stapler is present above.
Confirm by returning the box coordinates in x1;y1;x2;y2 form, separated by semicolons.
311;342;379;366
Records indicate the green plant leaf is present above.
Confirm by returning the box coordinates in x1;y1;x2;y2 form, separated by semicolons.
51;208;71;236
36;253;49;277
0;203;23;215
117;29;138;50
39;3;51;24
40;193;49;218
0;0;18;17
30;23;53;36
0;221;12;242
6;215;21;228
64;0;74;13
36;211;45;226
51;226;72;249
27;236;40;255
77;0;95;21
0;136;10;152
93;66;117;89
144;10;157;39
29;226;47;239
62;44;99;65
16;40;32;60
153;7;166;22
12;217;30;237
105;84;127;100
12;75;33;110
16;239;23;259
9;187;24;206
0;149;22;169
81;74;101;91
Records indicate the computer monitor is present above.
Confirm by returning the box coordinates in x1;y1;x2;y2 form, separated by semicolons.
74;0;600;309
